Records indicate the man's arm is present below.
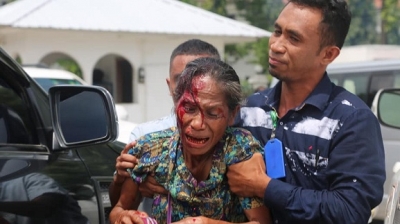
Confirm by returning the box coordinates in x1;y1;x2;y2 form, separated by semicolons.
109;141;168;208
109;141;139;208
109;123;145;208
110;115;175;207
229;110;385;223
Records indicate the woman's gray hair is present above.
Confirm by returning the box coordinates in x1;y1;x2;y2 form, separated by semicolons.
174;57;242;112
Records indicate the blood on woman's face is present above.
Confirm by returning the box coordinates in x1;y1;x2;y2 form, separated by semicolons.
176;75;233;157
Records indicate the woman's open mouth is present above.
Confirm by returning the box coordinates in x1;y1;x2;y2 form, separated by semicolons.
186;135;209;145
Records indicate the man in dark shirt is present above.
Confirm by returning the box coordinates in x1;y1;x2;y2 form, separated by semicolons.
227;0;385;223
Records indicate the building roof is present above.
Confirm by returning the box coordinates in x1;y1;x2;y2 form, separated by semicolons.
0;0;271;41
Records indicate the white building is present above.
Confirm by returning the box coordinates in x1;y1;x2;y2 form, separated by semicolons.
0;0;271;123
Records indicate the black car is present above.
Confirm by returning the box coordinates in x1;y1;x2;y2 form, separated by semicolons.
0;47;124;224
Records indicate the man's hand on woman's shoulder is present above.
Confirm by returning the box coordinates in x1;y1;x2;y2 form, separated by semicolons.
227;153;270;199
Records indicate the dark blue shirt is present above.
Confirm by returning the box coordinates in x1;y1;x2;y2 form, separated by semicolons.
235;74;385;224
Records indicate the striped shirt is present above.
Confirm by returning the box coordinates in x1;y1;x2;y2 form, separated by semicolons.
235;73;385;224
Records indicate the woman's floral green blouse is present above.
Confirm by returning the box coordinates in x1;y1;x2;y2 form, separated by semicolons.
128;127;264;224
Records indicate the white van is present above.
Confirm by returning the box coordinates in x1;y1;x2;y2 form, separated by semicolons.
327;60;400;222
327;59;400;108
23;66;136;143
269;60;400;106
23;66;87;92
372;88;400;223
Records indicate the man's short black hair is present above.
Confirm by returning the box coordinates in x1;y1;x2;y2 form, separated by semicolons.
288;0;352;50
170;39;221;63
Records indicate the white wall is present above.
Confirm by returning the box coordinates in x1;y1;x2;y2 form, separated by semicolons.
0;28;227;124
1;29;146;123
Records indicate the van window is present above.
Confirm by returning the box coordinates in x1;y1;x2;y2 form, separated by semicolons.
394;71;400;88
328;60;400;108
369;72;395;106
34;78;82;92
330;77;339;85
378;89;400;127
341;73;369;104
368;70;400;107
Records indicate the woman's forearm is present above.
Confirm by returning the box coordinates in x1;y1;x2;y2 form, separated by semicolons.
109;178;141;223
109;175;125;207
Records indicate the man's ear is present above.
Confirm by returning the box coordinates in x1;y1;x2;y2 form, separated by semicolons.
321;46;340;66
166;78;173;96
228;106;240;126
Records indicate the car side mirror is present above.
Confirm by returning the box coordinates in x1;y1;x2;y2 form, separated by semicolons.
49;85;118;149
372;88;400;129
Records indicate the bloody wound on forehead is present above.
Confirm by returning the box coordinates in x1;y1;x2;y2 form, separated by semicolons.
176;76;206;128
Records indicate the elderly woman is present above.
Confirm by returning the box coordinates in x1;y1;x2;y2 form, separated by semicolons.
109;57;271;224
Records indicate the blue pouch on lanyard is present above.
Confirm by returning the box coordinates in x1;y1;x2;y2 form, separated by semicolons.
264;110;286;179
264;138;285;178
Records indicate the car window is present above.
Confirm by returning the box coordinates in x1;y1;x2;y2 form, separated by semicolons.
394;71;400;88
369;71;396;107
33;78;83;92
341;73;369;105
378;90;400;128
0;77;38;144
330;77;339;85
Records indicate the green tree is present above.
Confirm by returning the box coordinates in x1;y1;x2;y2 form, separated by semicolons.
180;0;227;15
241;78;255;98
2;0;15;4
180;0;282;74
380;0;400;44
178;0;400;75
234;0;284;73
55;59;83;78
179;0;249;62
234;0;282;32
345;0;379;45
179;0;273;89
